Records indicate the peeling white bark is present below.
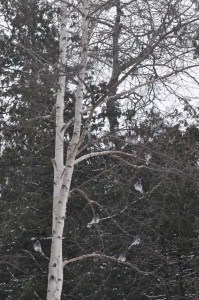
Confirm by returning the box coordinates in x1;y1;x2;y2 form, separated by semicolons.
47;2;68;299
47;1;90;299
52;1;68;233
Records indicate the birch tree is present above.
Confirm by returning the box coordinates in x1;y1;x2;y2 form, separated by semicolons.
47;0;198;300
47;1;90;299
47;0;199;299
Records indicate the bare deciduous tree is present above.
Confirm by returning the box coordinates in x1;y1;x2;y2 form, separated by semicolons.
47;0;199;299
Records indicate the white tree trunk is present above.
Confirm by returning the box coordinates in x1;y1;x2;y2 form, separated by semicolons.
47;1;90;299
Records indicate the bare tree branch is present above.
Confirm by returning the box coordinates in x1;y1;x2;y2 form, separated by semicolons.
63;252;151;276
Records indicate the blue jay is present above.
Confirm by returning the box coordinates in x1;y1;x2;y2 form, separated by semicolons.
134;178;143;193
33;240;42;253
118;252;127;262
87;214;100;228
129;235;141;249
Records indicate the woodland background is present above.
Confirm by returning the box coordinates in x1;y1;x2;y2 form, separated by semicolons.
0;0;199;299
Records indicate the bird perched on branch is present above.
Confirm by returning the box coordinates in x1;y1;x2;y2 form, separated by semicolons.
128;235;141;249
118;252;127;262
33;240;43;254
134;178;143;193
87;214;100;228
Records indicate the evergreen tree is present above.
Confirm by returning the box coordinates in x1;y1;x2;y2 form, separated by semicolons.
0;1;58;298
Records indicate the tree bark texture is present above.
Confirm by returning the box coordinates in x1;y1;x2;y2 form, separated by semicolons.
47;1;90;299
